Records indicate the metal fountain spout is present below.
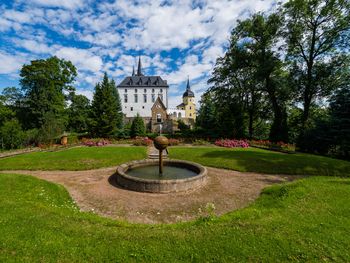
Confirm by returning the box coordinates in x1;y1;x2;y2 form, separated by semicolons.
153;136;169;175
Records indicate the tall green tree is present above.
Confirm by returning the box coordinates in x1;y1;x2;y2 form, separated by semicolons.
130;113;145;137
67;93;91;133
90;73;123;137
196;92;217;133
20;56;77;129
283;0;350;131
0;96;15;127
209;13;291;141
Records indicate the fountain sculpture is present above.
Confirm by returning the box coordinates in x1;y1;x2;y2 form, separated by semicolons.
115;136;207;193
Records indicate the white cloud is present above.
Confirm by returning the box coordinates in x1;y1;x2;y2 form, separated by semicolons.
16;39;52;54
0;52;26;74
54;47;103;72
75;89;93;101
23;0;84;9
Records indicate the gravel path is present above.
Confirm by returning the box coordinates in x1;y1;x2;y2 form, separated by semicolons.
1;167;300;224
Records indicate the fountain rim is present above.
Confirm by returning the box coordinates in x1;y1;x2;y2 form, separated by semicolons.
116;159;207;184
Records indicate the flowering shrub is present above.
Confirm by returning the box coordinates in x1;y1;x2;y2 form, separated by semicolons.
215;139;249;148
168;138;180;146
132;137;153;146
82;139;110;147
250;140;295;152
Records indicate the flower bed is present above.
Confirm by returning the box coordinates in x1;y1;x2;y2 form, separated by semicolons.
81;138;110;147
214;139;249;148
132;137;153;146
250;140;295;152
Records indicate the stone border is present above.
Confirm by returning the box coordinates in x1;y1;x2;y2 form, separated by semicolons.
116;159;207;193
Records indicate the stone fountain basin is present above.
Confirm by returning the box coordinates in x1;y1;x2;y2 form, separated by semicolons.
116;159;208;193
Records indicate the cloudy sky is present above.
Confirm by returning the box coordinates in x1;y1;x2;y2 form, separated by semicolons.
0;0;279;107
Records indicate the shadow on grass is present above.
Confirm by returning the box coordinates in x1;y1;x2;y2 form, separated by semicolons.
200;150;350;176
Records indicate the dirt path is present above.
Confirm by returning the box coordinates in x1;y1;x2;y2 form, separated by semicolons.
1;167;299;224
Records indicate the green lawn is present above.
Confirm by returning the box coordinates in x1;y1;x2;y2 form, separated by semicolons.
0;173;349;262
169;147;350;176
0;146;147;170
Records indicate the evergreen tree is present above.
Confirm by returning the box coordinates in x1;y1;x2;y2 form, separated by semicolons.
68;93;91;133
130;113;145;137
90;73;123;137
329;86;350;159
110;79;123;129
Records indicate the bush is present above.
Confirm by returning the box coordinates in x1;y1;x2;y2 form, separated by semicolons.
82;138;110;147
250;140;295;152
168;138;180;146
192;139;211;146
132;137;153;146
0;119;25;149
215;139;249;148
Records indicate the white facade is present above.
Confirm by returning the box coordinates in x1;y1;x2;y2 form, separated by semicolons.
118;87;168;117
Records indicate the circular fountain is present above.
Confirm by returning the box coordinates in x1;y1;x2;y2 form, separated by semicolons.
116;136;207;193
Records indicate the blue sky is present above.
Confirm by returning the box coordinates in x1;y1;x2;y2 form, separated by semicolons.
0;0;278;107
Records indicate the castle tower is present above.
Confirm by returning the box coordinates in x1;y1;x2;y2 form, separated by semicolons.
176;77;196;120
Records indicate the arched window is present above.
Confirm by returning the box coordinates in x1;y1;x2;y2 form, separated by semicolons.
178;112;182;118
156;114;162;123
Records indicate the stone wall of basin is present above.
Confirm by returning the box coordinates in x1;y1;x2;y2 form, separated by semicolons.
116;159;207;193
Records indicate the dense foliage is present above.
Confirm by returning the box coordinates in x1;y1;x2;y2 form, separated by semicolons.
90;73;123;138
130;113;146;137
198;0;350;158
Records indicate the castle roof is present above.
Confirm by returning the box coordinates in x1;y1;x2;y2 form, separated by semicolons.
117;76;168;88
117;56;168;88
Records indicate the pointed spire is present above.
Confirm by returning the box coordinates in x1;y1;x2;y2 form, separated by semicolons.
137;56;143;76
186;76;191;90
132;66;135;76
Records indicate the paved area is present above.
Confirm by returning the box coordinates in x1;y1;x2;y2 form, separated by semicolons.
1;167;300;224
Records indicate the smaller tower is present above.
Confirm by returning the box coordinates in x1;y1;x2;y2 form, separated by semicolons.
176;77;196;120
132;66;135;76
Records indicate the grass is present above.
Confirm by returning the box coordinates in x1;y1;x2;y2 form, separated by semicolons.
0;173;349;262
169;147;350;176
0;146;147;170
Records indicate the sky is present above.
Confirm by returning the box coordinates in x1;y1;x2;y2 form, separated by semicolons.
0;0;279;107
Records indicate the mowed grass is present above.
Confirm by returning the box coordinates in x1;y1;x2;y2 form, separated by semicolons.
169;147;350;176
0;146;147;170
0;173;349;262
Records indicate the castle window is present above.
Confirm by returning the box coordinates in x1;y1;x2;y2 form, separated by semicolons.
190;113;192;117
160;89;163;93
152;89;155;93
131;107;133;111
134;94;138;103
142;106;145;109
135;89;137;93
159;94;163;101
124;94;128;103
190;106;192;110
125;89;127;93
143;94;147;103
178;112;182;118
144;89;147;93
152;94;155;102
156;114;162;123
